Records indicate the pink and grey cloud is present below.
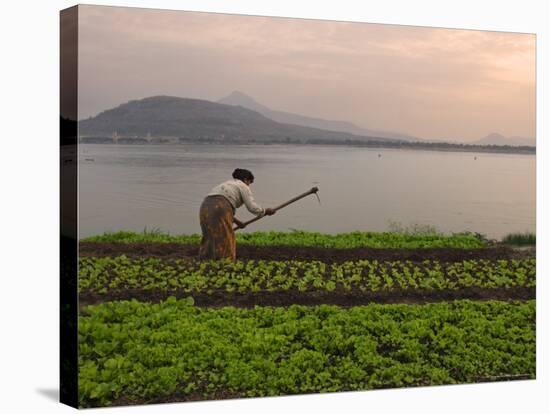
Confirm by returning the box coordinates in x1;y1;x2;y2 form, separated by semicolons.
78;5;535;141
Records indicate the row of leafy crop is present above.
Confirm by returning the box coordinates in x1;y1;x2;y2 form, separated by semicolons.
81;230;486;249
79;256;536;294
78;298;535;407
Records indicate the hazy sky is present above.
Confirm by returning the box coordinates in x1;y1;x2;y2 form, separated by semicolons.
78;5;535;141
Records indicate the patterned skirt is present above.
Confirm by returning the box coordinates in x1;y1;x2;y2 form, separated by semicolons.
198;195;236;261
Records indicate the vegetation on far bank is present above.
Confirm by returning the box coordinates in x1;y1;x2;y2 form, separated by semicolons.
501;232;536;246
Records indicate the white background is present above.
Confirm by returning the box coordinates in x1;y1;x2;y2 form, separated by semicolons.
0;0;547;412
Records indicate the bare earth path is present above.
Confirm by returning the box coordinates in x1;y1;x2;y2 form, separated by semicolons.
79;242;535;263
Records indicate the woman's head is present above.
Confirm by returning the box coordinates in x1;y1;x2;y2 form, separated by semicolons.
232;168;254;185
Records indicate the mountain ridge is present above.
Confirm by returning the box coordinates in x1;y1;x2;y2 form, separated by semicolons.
218;91;421;142
79;94;535;149
78;95;400;144
473;132;535;147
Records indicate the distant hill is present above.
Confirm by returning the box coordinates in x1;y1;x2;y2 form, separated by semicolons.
473;133;535;147
79;95;400;144
218;91;420;142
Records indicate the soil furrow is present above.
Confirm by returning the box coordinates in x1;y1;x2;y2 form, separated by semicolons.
79;242;535;263
79;286;535;311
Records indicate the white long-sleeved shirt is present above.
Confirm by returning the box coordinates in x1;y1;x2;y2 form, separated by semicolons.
207;179;265;217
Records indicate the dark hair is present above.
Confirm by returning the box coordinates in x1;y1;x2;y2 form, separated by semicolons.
232;168;254;182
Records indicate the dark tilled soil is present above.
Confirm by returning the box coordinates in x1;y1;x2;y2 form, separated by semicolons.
79;242;535;263
104;387;242;409
79;286;535;311
87;375;534;408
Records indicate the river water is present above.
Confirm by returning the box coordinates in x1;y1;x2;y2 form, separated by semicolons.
78;143;535;240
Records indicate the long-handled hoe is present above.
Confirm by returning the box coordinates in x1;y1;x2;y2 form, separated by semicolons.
234;187;320;231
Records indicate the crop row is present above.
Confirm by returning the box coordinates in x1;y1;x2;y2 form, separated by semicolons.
78;298;535;407
81;230;486;249
79;256;536;294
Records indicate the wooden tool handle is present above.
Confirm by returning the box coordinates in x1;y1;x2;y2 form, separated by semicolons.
272;187;319;211
234;187;319;231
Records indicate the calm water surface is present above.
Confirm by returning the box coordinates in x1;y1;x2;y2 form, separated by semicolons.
78;144;535;239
